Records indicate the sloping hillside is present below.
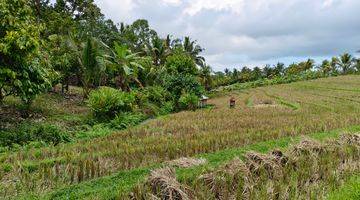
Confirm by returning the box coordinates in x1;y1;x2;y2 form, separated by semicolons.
2;75;360;199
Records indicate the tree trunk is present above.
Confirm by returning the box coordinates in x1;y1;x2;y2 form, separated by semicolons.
0;88;4;105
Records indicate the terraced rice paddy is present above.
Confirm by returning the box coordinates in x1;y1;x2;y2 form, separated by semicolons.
1;75;360;199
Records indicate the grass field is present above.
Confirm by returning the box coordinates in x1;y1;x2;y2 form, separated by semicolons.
1;75;360;199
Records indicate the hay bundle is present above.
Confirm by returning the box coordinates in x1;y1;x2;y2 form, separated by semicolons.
339;133;360;146
271;149;288;166
290;138;326;156
245;152;282;179
199;157;251;200
147;167;193;200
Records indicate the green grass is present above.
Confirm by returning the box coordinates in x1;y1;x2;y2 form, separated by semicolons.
327;176;360;200
41;125;360;200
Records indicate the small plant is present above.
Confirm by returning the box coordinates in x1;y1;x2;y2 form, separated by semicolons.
87;87;135;121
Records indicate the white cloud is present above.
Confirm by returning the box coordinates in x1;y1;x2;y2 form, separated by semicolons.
92;0;360;70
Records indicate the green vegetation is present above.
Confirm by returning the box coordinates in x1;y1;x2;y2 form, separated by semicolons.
1;1;360;199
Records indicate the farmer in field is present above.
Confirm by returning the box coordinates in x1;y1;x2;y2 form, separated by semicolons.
230;97;236;108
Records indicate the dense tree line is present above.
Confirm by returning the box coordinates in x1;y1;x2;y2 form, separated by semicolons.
0;0;207;109
1;0;359;111
212;54;360;88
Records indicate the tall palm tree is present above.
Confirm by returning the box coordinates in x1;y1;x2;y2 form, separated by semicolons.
182;36;205;67
108;42;144;91
338;53;354;74
79;37;107;97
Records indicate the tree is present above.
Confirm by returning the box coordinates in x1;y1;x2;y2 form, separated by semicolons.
121;19;158;55
298;59;315;72
330;57;339;74
146;36;169;66
354;58;360;72
273;62;285;77
199;65;213;90
251;67;263;80
338;53;354;74
319;60;332;75
181;36;205;67
47;34;79;94
0;0;52;107
165;50;198;76
263;64;274;78
239;67;252;82
79;37;107;97
108;42;144;91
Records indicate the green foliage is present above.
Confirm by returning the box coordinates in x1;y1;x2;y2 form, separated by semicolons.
110;112;147;129
0;123;70;147
0;0;53;105
165;50;198;76
80;37;107;96
178;93;199;111
108;42;144;91
87;87;135;121
134;86;174;116
163;74;204;100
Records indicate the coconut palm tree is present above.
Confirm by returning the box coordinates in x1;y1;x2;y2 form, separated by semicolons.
330;57;340;74
182;36;205;67
199;64;213;90
338;53;354;74
146;36;170;66
79;37;107;97
319;59;332;75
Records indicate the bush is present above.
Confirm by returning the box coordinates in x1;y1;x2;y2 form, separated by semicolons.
163;74;204;100
110;112;147;129
87;87;135;121
135;86;172;108
178;93;199;111
134;86;174;117
0;123;70;147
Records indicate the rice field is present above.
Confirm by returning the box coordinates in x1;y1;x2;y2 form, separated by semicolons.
1;75;360;199
130;133;360;200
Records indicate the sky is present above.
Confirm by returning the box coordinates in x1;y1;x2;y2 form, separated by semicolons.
86;0;360;71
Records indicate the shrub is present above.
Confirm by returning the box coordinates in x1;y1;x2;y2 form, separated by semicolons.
178;93;199;111
0;123;70;147
163;74;204;100
134;86;174;117
110;113;147;129
135;86;172;108
87;87;135;121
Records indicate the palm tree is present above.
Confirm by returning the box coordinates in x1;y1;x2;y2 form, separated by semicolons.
354;58;360;72
199;64;213;90
182;36;205;67
338;53;354;74
330;57;340;74
79;37;107;97
300;59;315;71
108;42;144;91
146;36;169;66
319;59;332;75
273;62;285;76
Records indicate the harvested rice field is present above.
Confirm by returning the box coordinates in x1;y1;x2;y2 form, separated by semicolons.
1;75;360;199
